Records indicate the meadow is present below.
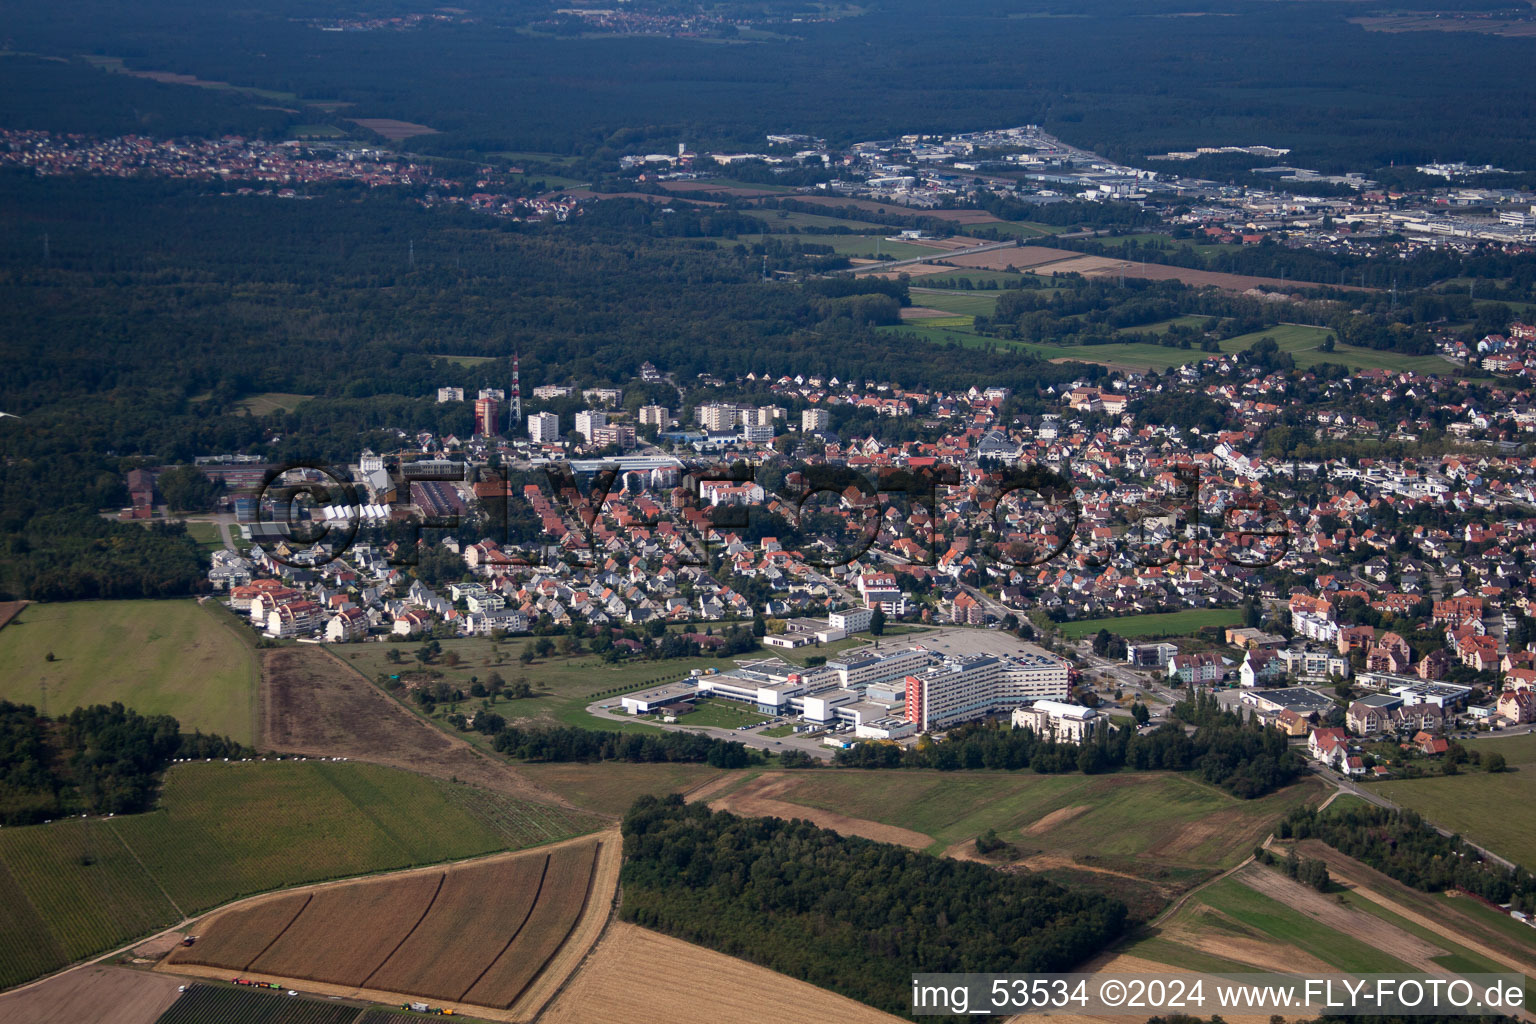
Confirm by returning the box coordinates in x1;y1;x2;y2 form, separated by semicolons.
1376;771;1536;872
765;769;1320;866
907;288;1000;316
514;762;727;816
344;634;781;734
0;599;261;744
0;760;602;988
1056;608;1243;640
882;312;1469;378
233;393;312;415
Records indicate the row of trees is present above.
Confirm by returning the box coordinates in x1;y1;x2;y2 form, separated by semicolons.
492;725;759;768
831;705;1302;799
0;701;249;825
620;795;1127;1017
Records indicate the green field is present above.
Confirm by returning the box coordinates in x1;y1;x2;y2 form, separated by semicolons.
0;760;602;989
1376;772;1536;872
902;313;974;329
883;314;1470;377
0;600;261;744
182;521;224;552
1188;874;1414;973
745;209;891;232
1057;608;1243;640
515;762;727;816
1336;888;1536;1001
920;268;1032;287
908;288;1001;316
678;697;769;729
959;220;1063;239
768;769;1320;865
346;635;766;735
235;392;313;415
1115;313;1210;336
1466;733;1536;765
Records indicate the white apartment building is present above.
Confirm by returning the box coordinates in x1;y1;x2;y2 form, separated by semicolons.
574;409;608;441
528;412;560;443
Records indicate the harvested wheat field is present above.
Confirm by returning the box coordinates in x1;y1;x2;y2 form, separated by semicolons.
164;833;619;1020
542;921;906;1024
709;774;933;849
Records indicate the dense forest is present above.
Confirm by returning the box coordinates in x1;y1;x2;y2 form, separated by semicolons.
1282;803;1536;916
4;0;1536;170
833;691;1302;799
620;795;1128;1017
0;701;249;825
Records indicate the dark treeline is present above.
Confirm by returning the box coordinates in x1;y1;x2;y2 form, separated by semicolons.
0;701;249;826
621;795;1128;1017
492;725;758;769
1283;803;1536;915
9;0;1536;170
832;692;1303;800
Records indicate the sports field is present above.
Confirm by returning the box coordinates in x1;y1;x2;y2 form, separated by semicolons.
1057;608;1243;640
1376;772;1536;872
0;599;261;744
0;760;602;989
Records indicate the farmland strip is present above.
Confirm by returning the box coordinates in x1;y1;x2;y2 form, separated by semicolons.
454;853;551;1001
168;891;312;971
366;851;549;1000
512;841;601;1007
250;871;441;986
461;840;599;1008
241;892;312;970
360;871;444;987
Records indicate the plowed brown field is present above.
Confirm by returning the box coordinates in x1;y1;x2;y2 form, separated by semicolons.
164;834;616;1020
364;852;547;1000
262;646;566;805
462;841;598;1008
173;891;311;971
249;871;442;985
